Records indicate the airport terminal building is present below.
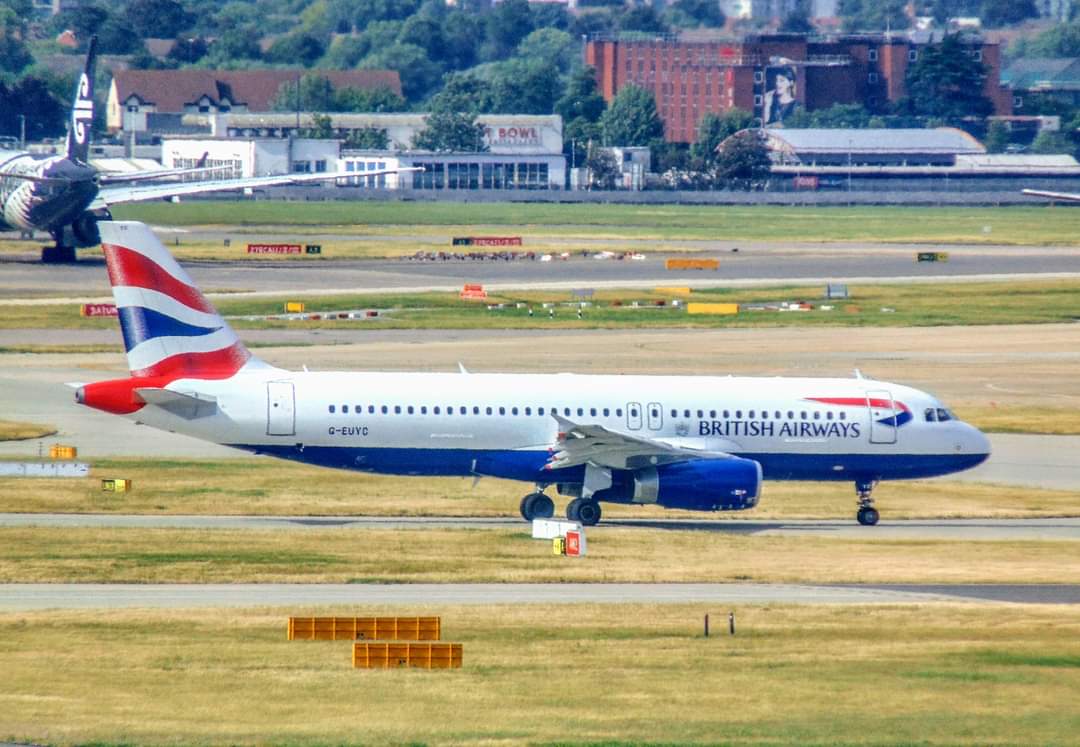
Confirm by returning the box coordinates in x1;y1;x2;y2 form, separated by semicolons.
161;114;566;191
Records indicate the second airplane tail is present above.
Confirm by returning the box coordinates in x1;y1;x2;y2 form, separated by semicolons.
98;221;262;380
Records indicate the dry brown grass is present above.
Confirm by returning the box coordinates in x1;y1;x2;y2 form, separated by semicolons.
1;604;1078;745
1;525;1077;584
0;419;56;441
0;457;1076;519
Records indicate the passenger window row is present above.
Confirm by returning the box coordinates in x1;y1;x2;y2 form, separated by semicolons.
326;404;845;421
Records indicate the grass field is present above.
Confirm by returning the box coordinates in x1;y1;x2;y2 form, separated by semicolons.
0;419;56;441
3;280;1080;332
2;458;1076;519
1;604;1078;745
3;524;1078;584
101;202;1080;246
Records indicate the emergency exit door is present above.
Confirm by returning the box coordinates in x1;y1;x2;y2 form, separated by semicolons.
267;381;295;436
867;389;898;445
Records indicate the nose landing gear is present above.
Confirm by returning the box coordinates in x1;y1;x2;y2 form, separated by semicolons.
856;479;880;526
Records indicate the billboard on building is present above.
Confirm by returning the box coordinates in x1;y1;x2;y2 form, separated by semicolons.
761;65;799;126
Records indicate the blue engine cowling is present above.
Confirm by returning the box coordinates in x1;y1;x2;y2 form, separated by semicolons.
655;457;762;511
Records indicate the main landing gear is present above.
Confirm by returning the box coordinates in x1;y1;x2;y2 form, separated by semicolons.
856;479;880;526
518;489;602;527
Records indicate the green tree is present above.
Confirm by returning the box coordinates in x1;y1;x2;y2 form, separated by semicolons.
428;73;493;114
271;74;335;112
484;0;534;60
168;36;208;64
984;119;1009;153
96;19;143;54
397;14;445;62
412;109;487;152
0;76;66;139
207;28;263;62
837;0;909;32
303;112;335;139
442;11;483;71
618;5;668;32
980;0;1037;28
691;108;753;165
516;28;576;73
1031;130;1073;154
555;67;606;124
333;86;406;113
265;33;326;66
345;126;390;149
350;0;421;30
780;0;815;33
715;130;771;190
600;84;664;146
1015;22;1080;58
664;0;725;28
359;42;441;102
902;34;992;122
124;0;193;39
0;9;32;74
488;58;562;114
585;143;618;189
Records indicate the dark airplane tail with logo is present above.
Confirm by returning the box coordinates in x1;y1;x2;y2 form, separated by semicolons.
65;35;97;164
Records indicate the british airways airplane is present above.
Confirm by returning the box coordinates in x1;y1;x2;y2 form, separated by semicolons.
1;38;408;262
74;222;991;526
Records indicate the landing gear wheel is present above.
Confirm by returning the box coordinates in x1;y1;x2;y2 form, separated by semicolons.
855;478;879;526
519;492;554;521
568;498;601;526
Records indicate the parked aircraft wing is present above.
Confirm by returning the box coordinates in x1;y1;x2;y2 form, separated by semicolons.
546;414;732;471
1022;188;1080;202
90;166;420;208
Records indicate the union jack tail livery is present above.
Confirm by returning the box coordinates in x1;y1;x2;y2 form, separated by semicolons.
100;221;258;380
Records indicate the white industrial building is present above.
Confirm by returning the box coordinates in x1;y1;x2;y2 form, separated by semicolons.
162;113;567;191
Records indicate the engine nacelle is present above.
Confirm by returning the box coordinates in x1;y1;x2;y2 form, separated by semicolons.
71;208;112;247
591;457;762;511
653;458;762;511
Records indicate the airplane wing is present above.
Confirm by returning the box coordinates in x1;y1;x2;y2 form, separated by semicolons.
545;414;733;471
1022;188;1080;202
89;166;420;209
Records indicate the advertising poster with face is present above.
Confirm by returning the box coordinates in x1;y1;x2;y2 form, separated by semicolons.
762;66;798;125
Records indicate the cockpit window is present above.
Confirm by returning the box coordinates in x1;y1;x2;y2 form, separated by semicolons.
924;408;937;422
937;408;952;422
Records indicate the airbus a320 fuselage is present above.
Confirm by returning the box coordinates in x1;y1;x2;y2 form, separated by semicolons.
75;222;991;526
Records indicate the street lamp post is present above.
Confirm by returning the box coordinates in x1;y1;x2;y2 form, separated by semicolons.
18;115;25;149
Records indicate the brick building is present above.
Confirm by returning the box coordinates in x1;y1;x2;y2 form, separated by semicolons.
585;32;1012;144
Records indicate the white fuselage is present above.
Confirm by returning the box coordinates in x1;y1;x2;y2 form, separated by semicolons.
128;369;990;484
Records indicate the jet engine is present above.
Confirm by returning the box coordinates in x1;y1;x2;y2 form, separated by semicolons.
71;208;112;247
593;457;762;511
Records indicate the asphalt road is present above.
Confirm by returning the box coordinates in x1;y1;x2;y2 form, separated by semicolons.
3;240;1080;300
2;514;1078;541
3;581;1078;611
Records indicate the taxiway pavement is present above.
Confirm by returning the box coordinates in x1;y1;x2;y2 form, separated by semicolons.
3;581;1078;611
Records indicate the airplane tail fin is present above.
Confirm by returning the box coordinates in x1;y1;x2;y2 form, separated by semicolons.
97;221;266;380
65;35;97;164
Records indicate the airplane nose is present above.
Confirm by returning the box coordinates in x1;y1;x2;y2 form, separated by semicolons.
961;423;991;466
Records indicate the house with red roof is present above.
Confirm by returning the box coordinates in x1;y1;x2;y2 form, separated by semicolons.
107;69;402;134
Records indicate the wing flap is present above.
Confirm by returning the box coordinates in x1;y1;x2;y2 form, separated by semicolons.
547;414;731;471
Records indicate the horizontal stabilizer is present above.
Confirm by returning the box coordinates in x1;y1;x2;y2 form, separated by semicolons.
134;387;218;419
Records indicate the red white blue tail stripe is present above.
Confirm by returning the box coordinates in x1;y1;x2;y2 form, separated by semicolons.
99;221;252;380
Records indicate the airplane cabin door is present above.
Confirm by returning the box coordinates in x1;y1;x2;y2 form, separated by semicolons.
626;402;643;430
646;402;663;431
267;381;296;436
866;389;897;445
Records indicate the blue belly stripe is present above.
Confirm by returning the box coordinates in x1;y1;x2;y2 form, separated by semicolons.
225;444;988;485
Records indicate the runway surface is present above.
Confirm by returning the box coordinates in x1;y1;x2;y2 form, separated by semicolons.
2;581;1078;611
3;514;1078;541
3;240;1080;301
